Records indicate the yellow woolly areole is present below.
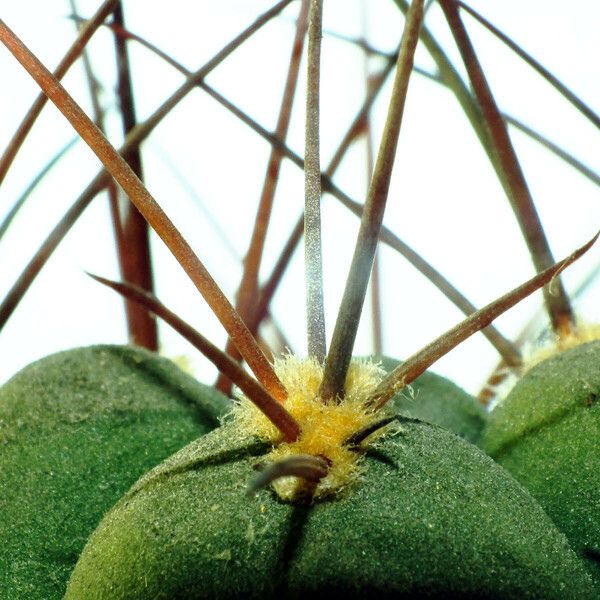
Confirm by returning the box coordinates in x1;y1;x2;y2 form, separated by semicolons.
523;322;600;372
232;355;388;500
488;322;600;406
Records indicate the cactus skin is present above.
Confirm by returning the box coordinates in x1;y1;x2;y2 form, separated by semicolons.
481;340;600;586
0;345;227;600
65;419;595;599
378;356;486;443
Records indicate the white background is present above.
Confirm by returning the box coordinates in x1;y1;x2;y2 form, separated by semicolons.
0;0;598;396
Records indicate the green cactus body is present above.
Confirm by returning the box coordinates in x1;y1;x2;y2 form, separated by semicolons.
0;345;227;599
481;340;600;585
65;418;595;599
377;356;486;443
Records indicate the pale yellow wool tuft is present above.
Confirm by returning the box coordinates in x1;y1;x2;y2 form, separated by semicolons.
232;355;388;500
523;322;600;372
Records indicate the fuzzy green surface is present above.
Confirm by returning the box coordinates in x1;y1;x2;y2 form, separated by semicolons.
66;419;594;599
480;340;600;585
0;345;229;600
378;356;486;443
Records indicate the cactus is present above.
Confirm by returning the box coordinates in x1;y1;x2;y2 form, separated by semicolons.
481;340;600;586
0;1;598;598
0;345;226;599
378;355;487;443
64;420;596;599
